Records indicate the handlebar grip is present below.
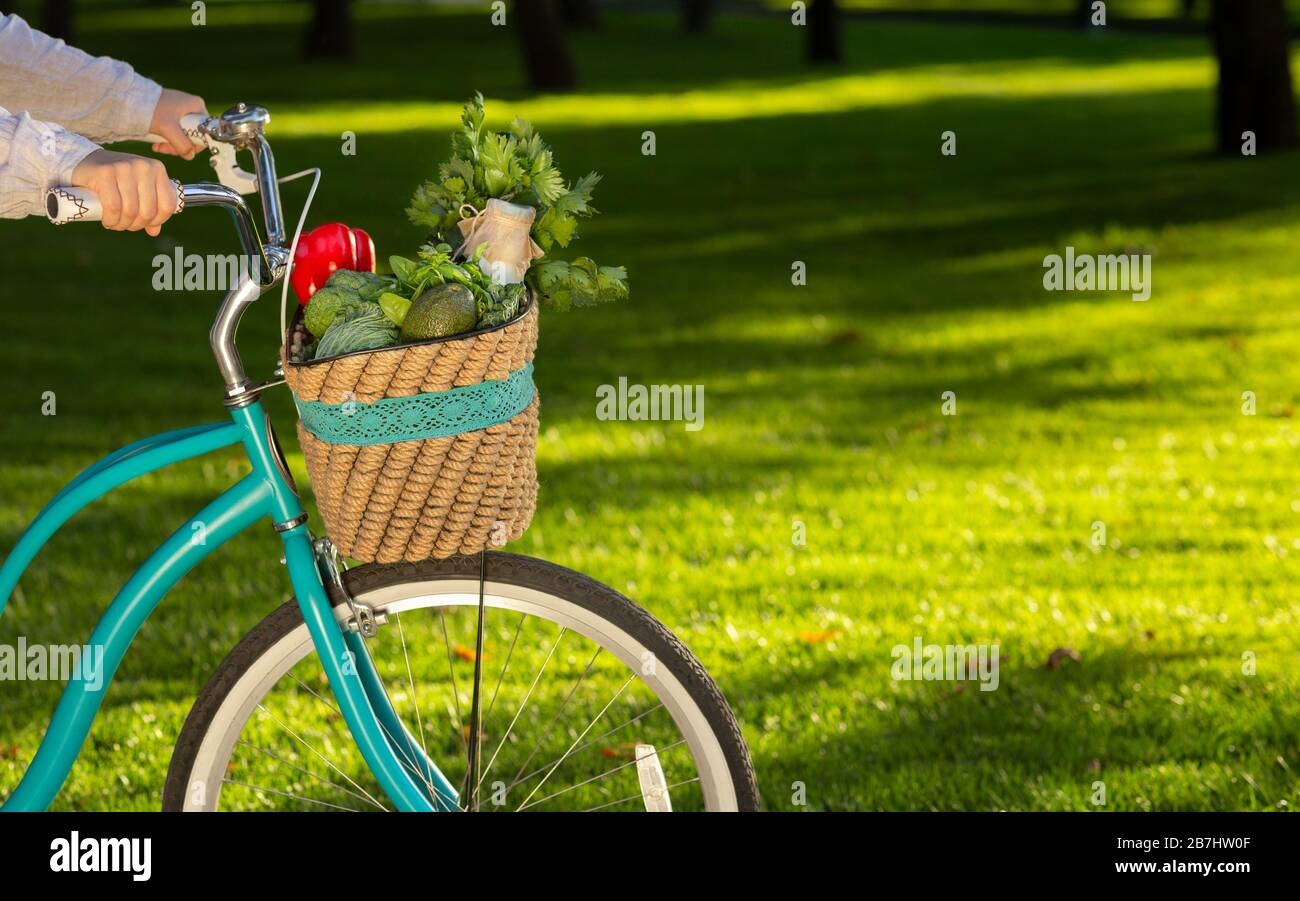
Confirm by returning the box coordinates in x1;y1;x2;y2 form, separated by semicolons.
143;112;209;149
45;179;186;225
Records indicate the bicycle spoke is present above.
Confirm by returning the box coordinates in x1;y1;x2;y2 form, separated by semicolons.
395;612;432;771
515;738;689;811
580;777;701;813
508;702;665;790
515;672;636;810
484;613;527;727
477;626;567;792
235;739;387;810
507;647;602;791
276;673;459;811
387;615;459;806
254;704;387;811
348;626;449;805
439;607;467;747
222;779;367;812
285;671;343;719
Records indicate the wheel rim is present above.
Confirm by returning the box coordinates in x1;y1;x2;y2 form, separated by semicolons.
180;577;739;811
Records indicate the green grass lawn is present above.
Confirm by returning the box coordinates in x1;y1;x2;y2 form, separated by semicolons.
2;5;1299;811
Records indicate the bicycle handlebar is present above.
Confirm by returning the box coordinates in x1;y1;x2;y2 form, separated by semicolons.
46;181;273;280
44;181;180;225
42;102;292;401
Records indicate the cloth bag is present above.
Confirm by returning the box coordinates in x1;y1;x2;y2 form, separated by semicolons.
457;198;545;284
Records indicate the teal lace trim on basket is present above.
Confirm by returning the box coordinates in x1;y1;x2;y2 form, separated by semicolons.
295;362;535;446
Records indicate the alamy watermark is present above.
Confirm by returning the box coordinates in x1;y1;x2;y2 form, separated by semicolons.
0;639;104;691
891;636;1000;691
50;831;151;881
596;377;704;431
1043;245;1151;301
152;247;261;291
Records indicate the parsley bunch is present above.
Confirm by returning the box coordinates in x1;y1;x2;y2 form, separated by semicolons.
406;94;628;312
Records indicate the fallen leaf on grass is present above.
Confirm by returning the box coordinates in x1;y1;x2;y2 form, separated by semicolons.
461;724;491;743
454;644;487;663
601;742;640;761
799;629;842;644
0;744;18;760
1046;647;1081;670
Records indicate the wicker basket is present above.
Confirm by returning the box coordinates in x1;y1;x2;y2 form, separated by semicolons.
283;299;539;563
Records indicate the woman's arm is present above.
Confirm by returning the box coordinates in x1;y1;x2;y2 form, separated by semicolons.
0;12;162;144
0;105;98;219
0;106;178;233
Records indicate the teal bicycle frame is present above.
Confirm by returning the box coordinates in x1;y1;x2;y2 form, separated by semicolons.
0;400;457;812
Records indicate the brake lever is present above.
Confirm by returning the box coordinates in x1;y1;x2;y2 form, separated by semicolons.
148;113;258;196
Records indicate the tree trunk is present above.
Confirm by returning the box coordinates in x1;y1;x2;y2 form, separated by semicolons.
513;0;578;92
1074;0;1092;27
559;0;601;30
302;0;354;60
682;0;712;33
806;0;841;64
1211;0;1298;154
42;0;74;43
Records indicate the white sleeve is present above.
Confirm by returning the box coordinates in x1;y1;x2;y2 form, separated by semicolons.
0;105;99;219
0;12;161;143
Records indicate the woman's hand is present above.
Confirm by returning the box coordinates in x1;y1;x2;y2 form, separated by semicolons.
70;149;176;235
149;89;207;160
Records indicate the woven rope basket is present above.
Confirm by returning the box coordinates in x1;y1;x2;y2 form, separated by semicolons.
283;300;539;563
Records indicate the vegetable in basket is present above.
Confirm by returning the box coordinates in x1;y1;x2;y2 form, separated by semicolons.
383;242;527;331
291;222;377;304
314;308;400;358
303;269;394;338
301;248;522;361
399;284;478;341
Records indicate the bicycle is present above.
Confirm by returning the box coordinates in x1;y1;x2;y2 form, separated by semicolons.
1;103;759;812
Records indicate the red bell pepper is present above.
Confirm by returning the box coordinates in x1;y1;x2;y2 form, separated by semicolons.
291;223;377;304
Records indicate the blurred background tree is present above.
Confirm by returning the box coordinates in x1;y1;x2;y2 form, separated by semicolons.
807;0;841;63
683;0;713;33
559;0;601;30
303;0;354;59
1211;0;1297;153
513;0;577;91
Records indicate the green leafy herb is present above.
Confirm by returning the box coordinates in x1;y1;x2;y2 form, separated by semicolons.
528;259;628;312
314;308;400;359
406;95;629;315
478;282;527;328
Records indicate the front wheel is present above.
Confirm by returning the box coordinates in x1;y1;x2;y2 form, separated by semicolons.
164;553;759;812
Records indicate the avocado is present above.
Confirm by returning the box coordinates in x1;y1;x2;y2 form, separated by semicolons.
400;283;478;341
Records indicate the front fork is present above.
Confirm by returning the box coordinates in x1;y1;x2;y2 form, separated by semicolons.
250;403;456;812
312;537;460;810
276;527;457;812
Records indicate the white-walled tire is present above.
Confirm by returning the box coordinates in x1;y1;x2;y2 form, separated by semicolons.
164;553;759;812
